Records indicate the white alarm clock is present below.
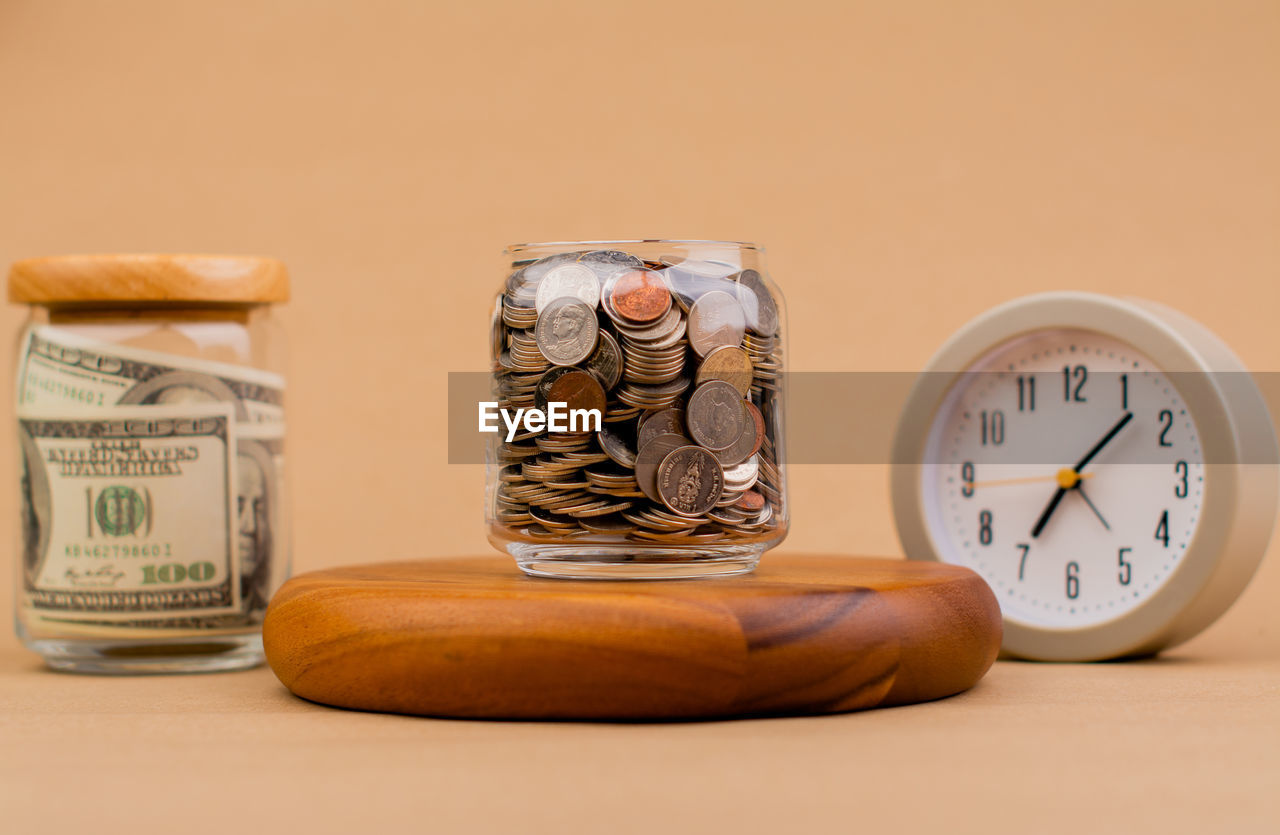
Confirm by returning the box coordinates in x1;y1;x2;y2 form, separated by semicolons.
891;292;1278;661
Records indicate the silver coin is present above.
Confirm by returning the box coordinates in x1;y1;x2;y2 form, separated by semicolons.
522;252;581;284
721;454;759;491
612;303;683;343
687;290;746;357
634;316;687;350
687;380;747;451
735;269;778;337
535;263;601;313
656;445;724;518
658;257;740;278
534;297;599;366
712;407;758;467
585;329;623;390
580;250;644;273
659;265;736;312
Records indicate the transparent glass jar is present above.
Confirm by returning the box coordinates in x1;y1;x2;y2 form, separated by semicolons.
9;254;290;673
487;240;788;579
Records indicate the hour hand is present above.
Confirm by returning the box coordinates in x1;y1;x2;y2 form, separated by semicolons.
1030;487;1067;539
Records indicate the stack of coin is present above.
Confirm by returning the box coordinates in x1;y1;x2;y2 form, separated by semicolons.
490;248;785;547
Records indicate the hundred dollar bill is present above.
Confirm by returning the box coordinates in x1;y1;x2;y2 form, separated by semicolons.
19;404;242;622
16;325;285;427
230;427;286;620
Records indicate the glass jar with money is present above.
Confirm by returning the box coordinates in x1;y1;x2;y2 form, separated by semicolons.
8;254;289;673
488;240;787;578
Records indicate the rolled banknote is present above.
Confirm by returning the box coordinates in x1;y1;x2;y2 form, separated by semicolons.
19;405;242;622
16;326;286;628
17;325;284;426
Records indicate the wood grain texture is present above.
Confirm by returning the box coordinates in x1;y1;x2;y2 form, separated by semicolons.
263;555;1002;720
8;253;289;304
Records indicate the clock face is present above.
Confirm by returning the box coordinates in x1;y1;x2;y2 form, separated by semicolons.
921;328;1205;630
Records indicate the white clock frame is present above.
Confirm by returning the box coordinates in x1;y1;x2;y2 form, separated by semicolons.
891;292;1279;661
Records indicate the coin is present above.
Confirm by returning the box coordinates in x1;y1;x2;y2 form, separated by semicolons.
658;257;740;278
695;345;753;396
545;369;607;417
616;376;690;410
534;297;599;366
578;515;636;534
722;454;759;492
535;263;600;313
711;405;757;467
604;269;672;324
597;424;637;468
580;250;644;271
522;251;581;283
634;434;689;502
613;303;682;342
494;246;785;548
687;290;746;357
534;366;576;411
490;297;505;363
585;329;623;390
687;380;747;451
734;269;778;337
657;261;737;311
637;407;685;450
743;401;766;458
656;445;724;517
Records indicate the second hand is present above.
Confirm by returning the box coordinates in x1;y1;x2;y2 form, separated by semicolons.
965;472;1097;490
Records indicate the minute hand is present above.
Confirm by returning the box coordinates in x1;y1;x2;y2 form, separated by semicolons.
1070;411;1134;474
1029;411;1134;539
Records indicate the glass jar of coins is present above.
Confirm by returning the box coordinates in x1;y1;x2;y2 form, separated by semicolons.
488;240;787;578
8;254;290;673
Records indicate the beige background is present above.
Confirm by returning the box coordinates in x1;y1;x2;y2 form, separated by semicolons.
0;1;1277;833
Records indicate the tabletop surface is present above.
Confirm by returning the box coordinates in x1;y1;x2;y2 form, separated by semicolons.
3;628;1276;835
2;2;1279;833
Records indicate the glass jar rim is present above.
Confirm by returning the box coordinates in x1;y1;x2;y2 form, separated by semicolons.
505;239;762;255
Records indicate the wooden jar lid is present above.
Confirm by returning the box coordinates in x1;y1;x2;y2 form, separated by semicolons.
8;254;289;304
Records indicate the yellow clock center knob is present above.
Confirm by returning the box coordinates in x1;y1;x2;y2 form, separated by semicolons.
1056;468;1081;489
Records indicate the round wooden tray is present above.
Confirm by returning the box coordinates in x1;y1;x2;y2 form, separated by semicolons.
263;554;1001;720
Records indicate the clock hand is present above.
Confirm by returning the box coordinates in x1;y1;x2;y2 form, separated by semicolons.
1030;488;1067;538
1030;412;1133;539
966;472;1096;490
1075;485;1111;531
1070;411;1134;473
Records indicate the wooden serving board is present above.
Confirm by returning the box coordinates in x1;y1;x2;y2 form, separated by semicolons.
263;555;1001;720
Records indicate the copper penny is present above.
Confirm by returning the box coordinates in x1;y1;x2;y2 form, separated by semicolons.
545;370;607;417
744;401;766;458
656;445;724;518
634;434;690;502
695;345;753;396
735;490;766;513
607;269;672;324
